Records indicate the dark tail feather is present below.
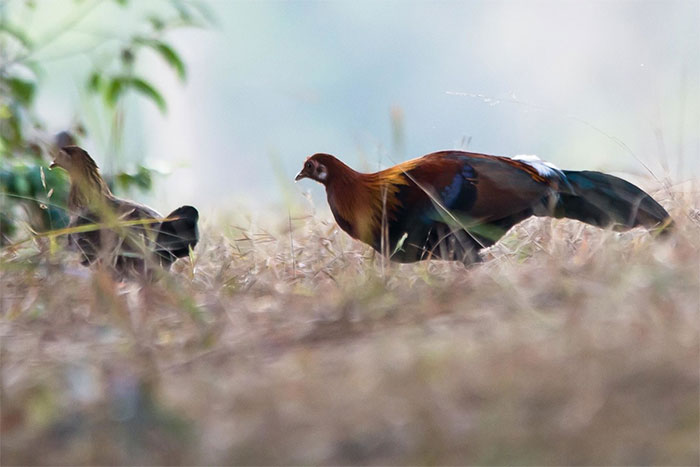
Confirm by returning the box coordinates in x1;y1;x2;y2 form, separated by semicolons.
155;205;199;267
554;170;672;232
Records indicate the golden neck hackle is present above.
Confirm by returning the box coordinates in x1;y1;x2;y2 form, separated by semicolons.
67;162;116;212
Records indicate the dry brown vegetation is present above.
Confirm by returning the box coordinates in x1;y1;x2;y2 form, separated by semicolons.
1;185;699;465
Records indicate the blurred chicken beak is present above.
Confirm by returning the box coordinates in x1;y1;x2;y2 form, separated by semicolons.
49;161;57;170
294;171;306;182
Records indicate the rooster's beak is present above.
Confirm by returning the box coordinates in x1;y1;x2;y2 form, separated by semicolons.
294;171;306;182
49;161;57;170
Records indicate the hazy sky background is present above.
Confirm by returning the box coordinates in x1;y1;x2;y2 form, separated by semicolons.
20;0;700;215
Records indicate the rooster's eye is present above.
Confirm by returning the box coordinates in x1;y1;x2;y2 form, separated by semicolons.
305;162;312;169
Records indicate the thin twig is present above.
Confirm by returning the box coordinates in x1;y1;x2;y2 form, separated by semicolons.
288;210;296;278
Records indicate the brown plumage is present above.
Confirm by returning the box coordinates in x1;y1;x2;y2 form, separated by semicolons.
50;146;199;279
295;151;672;264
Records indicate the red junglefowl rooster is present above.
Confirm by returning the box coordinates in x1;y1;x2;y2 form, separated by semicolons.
50;146;199;279
295;151;671;264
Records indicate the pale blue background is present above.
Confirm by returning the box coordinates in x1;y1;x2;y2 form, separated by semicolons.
22;0;700;213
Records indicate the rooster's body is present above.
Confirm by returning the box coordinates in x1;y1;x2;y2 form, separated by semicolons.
296;151;671;264
51;146;199;279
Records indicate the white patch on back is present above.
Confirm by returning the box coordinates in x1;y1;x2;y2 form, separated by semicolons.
512;154;564;179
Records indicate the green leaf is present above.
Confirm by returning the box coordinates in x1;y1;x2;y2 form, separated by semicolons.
102;76;167;113
87;71;102;93
7;77;36;106
115;167;153;191
0;23;34;49
116;172;132;190
152;41;186;81
134;38;187;82
104;77;125;107
127;77;167;113
134;165;153;190
148;16;165;31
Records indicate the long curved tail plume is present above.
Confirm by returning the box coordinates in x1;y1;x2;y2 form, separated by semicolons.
155;205;200;267
554;171;672;232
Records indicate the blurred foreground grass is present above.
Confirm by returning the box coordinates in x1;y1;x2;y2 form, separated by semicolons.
1;185;698;465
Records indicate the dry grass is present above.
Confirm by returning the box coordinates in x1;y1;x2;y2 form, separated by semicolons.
1;186;699;465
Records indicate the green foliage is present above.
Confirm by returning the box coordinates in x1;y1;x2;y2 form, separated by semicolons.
115;165;154;192
6;77;36;106
89;26;196;114
0;0;210;243
101;76;167;114
0;162;70;243
136;38;187;81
